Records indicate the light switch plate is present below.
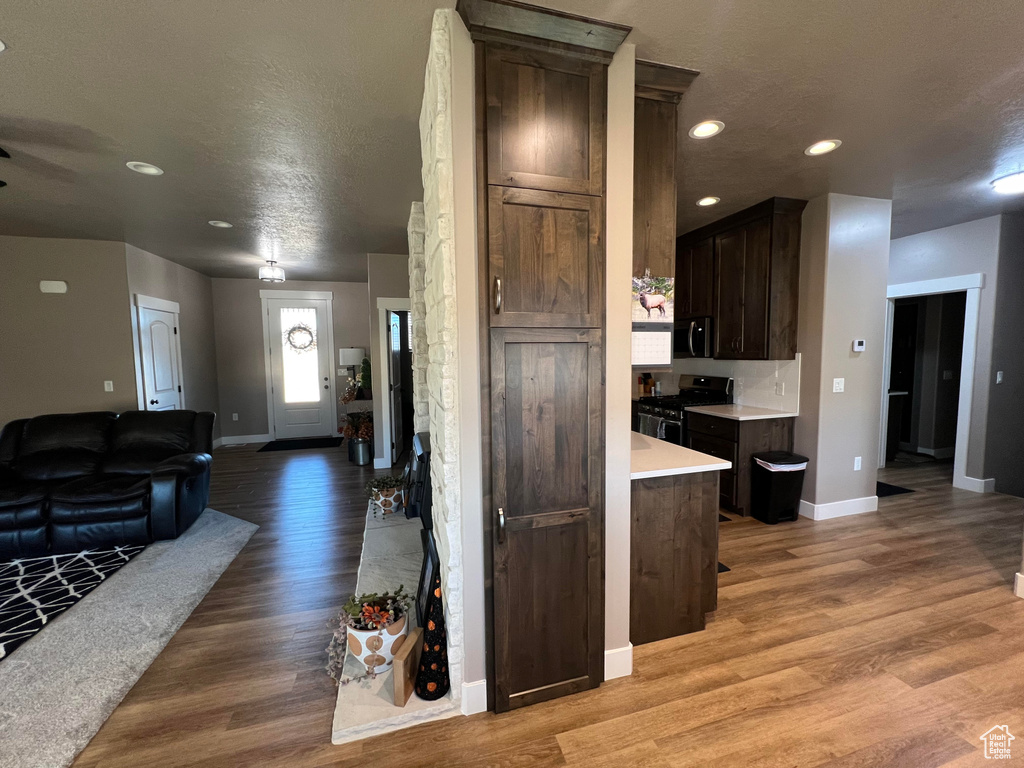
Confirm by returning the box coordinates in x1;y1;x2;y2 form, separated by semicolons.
854;456;862;471
997;371;1004;384
232;413;239;421
775;381;785;396
103;380;114;392
833;378;845;393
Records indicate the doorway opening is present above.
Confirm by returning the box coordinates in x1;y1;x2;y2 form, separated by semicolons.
884;292;966;484
261;290;338;440
375;298;413;468
880;273;985;492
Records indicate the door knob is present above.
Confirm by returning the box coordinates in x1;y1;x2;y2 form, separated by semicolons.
149;399;158;405
497;507;506;544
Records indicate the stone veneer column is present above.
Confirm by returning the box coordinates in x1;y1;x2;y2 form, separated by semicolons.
407;202;429;434
418;9;465;705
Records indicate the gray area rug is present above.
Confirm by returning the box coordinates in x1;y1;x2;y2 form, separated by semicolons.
0;509;258;768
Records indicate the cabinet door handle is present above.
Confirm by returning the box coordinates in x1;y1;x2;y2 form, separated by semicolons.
688;320;696;357
497;507;506;543
494;276;502;314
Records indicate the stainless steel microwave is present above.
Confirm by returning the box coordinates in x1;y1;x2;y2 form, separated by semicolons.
674;317;713;358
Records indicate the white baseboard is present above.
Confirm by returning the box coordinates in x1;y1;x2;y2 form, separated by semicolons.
216;433;272;447
373;457;392;469
212;437;224;450
461;679;487;715
1014;573;1024;600
799;495;878;521
955;476;996;493
604;643;633;680
919;446;955;460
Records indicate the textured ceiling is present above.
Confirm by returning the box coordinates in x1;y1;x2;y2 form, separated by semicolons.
548;0;1024;238
0;0;445;281
2;1;1024;281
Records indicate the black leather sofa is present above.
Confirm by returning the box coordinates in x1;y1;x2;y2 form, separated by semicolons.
0;410;215;560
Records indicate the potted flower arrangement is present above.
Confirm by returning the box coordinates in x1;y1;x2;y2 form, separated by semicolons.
326;586;411;685
343;412;374;464
366;474;405;516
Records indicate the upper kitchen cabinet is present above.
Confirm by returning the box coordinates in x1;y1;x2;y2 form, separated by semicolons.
677;197;806;360
676;237;714;318
484;45;607;196
632;60;699;279
488;185;604;328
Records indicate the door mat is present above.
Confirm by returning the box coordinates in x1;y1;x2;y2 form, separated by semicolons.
877;481;915;497
258;437;343;452
1;546;145;661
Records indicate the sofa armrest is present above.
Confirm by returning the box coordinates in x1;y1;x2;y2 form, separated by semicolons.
150;453;212;540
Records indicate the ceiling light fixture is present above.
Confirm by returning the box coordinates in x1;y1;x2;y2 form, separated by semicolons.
125;161;164;175
0;180;6;188
697;196;720;207
0;40;6;54
804;139;842;156
0;146;9;159
991;171;1024;195
259;260;286;283
208;220;233;228
689;120;724;139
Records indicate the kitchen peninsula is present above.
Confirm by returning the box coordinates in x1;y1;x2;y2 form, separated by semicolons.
630;432;731;645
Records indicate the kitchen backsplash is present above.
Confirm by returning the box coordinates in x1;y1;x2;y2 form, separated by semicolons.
647;354;801;413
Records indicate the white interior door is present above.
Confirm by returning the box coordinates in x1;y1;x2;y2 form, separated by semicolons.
267;298;333;439
387;310;404;464
139;307;183;411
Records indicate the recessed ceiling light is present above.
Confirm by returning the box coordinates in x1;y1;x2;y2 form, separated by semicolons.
991;172;1024;195
804;139;842;156
689;120;724;139
0;40;6;54
697;196;720;207
0;180;6;188
208;220;233;228
126;161;164;176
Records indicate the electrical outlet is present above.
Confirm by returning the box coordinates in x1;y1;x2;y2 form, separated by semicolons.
232;413;239;421
833;378;845;393
854;456;862;471
103;381;114;392
775;381;785;396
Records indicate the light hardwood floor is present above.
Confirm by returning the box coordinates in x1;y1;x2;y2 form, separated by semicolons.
75;448;1024;767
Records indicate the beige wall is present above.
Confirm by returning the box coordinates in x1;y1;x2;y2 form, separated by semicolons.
366;253;411;459
604;42;635;677
211;278;371;438
0;236;137;425
125;244;221;436
797;194;892;515
889;215;1001;479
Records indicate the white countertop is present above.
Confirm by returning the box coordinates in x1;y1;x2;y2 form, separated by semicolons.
685;404;799;421
630;432;732;479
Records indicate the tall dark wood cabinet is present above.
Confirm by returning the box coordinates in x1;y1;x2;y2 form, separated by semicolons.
676;197;806;360
459;0;630;714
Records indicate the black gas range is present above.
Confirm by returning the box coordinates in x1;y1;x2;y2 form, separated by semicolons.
635;375;733;445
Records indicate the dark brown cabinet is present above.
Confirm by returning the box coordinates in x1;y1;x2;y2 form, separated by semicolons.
676;197;806;360
472;14;615;713
688;412;794;516
488;186;604;328
484;45;606;197
676;237;714;318
490;327;604;709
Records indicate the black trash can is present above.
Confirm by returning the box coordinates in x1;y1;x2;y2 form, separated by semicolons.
750;451;809;524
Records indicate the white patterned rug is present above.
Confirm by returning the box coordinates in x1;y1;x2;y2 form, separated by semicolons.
0;546;146;661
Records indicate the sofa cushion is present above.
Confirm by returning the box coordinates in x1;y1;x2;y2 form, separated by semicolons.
0;482;48;558
13;412;116;482
103;411;197;475
49;475;149;511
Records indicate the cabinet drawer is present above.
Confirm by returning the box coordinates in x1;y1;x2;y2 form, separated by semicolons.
687;413;739;442
687;432;737;466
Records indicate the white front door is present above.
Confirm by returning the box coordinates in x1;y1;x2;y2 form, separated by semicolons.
139;307;183;411
266;298;334;439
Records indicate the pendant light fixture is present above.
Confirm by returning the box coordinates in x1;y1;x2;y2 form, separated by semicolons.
259;260;286;283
